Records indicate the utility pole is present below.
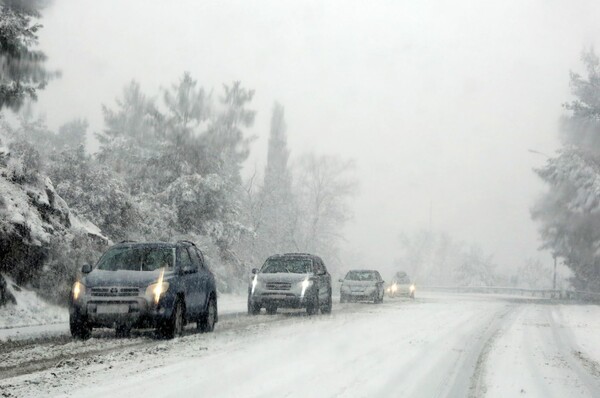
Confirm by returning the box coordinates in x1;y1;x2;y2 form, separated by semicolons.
553;254;557;291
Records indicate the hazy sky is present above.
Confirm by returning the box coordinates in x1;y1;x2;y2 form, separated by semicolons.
32;0;600;273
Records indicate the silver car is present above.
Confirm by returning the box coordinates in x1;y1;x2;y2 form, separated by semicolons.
248;253;332;316
339;270;385;304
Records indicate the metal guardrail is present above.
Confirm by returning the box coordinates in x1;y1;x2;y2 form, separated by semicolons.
420;285;600;302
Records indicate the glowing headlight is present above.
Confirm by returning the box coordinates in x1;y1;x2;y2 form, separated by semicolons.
146;268;169;305
300;277;312;299
391;283;398;293
251;274;258;295
146;282;170;304
409;284;416;292
72;281;85;300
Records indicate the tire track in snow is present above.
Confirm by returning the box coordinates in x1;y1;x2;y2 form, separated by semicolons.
465;304;521;398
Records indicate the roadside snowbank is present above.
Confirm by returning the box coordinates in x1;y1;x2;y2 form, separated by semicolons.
0;277;68;330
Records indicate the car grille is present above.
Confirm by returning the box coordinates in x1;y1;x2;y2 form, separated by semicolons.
265;282;292;291
90;287;141;297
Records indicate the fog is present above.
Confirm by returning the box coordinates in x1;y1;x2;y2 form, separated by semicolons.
32;0;600;272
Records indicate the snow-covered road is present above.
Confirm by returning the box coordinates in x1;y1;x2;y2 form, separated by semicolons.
1;293;599;397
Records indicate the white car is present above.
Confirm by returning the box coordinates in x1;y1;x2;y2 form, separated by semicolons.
386;272;415;299
340;270;385;304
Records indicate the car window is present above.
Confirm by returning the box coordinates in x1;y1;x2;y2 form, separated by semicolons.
178;247;194;269
345;271;376;281
261;258;313;273
96;246;175;271
193;248;206;269
187;247;200;268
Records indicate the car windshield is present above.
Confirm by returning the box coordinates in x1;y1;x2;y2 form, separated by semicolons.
345;271;376;281
261;258;313;274
395;276;411;284
96;246;175;271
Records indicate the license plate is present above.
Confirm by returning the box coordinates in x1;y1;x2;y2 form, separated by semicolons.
97;304;129;314
269;295;288;300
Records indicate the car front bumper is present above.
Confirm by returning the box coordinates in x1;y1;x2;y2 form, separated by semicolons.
341;290;377;301
70;293;176;328
249;286;317;309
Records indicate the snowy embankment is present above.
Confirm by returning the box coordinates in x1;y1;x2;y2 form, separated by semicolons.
0;277;68;340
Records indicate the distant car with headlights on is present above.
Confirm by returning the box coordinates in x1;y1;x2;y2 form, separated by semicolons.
339;270;385;303
386;271;415;299
69;241;218;339
247;253;332;316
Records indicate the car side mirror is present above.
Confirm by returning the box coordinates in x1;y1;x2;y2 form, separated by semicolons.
81;264;92;274
338;279;344;283
251;268;258;274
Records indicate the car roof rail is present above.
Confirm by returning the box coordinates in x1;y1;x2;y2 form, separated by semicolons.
283;252;312;256
119;240;136;244
177;240;196;246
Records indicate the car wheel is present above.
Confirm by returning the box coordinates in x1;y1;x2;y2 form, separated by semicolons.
115;325;131;338
198;296;217;333
159;298;184;339
321;290;332;314
307;293;319;316
248;300;261;315
70;312;91;340
266;305;277;315
410;292;415;300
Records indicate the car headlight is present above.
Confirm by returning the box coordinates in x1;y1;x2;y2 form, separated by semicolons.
72;281;85;300
341;285;350;292
146;281;170;304
391;284;398;292
251;274;258;295
409;284;416;292
300;278;313;298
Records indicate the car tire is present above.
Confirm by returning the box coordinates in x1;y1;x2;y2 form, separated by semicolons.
198;296;217;333
248;302;261;315
70;312;91;340
265;305;277;315
321;290;332;314
159;298;184;339
307;293;319;316
115;325;131;338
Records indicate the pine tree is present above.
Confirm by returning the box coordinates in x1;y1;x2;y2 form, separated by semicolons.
532;49;600;291
0;0;57;111
258;102;294;256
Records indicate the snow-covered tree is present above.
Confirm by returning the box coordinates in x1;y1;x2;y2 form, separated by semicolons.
532;50;600;291
291;153;358;272
0;0;57;111
394;230;499;286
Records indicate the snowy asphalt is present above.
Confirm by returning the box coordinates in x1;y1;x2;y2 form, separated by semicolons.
1;292;599;397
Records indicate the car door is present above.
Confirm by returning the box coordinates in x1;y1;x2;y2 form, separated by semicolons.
178;246;201;318
315;258;329;303
190;247;210;312
375;271;384;299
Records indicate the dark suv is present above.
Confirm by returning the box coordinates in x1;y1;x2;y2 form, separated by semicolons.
69;241;218;339
248;253;332;315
